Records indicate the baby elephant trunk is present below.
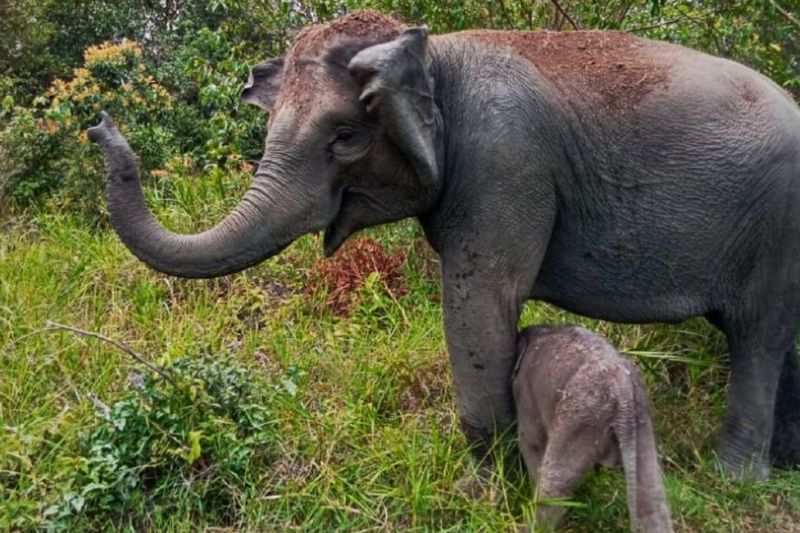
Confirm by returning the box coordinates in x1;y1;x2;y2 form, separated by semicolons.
616;360;673;533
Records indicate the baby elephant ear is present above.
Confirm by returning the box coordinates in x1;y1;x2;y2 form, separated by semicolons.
348;27;441;191
241;58;284;112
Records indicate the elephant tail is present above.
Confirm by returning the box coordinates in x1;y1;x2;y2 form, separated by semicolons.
615;359;673;533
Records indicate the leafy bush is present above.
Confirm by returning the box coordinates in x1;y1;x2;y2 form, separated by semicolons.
0;40;174;213
43;354;280;529
0;29;267;216
148;27;266;168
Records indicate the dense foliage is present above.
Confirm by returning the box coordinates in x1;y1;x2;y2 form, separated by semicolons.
1;0;798;212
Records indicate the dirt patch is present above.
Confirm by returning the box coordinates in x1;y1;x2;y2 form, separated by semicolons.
462;30;670;109
739;80;762;107
275;11;404;114
290;11;403;60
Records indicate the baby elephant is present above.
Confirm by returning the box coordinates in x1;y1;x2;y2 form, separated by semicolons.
513;326;672;532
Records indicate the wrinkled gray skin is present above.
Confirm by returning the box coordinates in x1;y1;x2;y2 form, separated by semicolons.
513;326;672;532
88;12;800;479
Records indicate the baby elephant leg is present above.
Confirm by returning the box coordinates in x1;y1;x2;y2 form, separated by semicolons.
517;412;547;482
534;422;607;530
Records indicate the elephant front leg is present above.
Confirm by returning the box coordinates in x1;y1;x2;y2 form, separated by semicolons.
443;277;523;461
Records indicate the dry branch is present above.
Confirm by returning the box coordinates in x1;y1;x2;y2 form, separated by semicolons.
550;0;581;30
41;321;177;386
768;0;800;29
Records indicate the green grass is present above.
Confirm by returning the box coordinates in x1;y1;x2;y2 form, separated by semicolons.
2;190;799;531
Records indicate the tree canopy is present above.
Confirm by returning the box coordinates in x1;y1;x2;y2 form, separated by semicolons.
1;0;798;211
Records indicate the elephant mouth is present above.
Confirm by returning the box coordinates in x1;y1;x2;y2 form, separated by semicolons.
322;185;353;257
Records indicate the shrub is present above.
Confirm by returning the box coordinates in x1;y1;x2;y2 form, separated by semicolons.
43;354;280;529
0;29;267;217
0;40;174;214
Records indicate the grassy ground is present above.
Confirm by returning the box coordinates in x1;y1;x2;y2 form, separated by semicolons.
2;182;800;531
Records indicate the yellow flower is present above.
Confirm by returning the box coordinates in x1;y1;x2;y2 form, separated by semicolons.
35;119;60;135
84;39;142;67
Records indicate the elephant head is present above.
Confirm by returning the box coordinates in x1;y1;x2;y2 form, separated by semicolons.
89;12;443;278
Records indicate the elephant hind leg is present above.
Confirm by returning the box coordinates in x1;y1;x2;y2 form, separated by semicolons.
771;345;800;468
533;423;606;530
717;311;798;480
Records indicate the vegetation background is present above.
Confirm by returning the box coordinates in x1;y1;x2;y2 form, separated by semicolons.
1;0;799;530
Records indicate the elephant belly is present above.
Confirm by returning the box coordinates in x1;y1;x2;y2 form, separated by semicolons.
530;232;715;324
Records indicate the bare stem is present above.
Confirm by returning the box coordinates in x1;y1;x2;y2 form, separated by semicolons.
626;16;686;33
768;0;800;29
43;321;178;386
550;0;581;30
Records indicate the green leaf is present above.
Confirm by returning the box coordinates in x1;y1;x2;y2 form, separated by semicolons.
42;505;61;518
1;94;13;111
186;430;202;464
69;494;85;512
281;378;298;397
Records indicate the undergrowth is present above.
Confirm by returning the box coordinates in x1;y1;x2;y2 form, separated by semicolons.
1;206;799;531
305;237;408;317
43;353;281;529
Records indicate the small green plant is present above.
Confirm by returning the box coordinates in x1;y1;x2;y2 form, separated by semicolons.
43;353;280;529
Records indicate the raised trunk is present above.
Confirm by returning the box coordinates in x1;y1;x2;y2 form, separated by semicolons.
89;112;305;278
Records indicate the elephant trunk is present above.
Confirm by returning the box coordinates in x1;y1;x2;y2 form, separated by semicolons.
88;112;305;278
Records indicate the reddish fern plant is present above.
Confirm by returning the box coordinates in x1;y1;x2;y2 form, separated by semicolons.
305;237;407;316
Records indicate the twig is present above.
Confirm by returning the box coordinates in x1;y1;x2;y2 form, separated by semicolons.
550;0;581;30
43;321;178;386
768;0;800;29
616;0;633;25
1;326;64;355
626;16;686;33
497;0;513;29
522;0;535;29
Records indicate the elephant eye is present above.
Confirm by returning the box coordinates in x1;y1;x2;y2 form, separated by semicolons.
329;125;372;165
335;130;354;143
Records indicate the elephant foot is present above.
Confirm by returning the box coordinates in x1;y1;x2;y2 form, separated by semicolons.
460;418;495;463
717;438;771;481
455;420;496;500
533;504;564;533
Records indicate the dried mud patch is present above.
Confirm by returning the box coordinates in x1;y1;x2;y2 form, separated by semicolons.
464;30;670;109
276;11;403;113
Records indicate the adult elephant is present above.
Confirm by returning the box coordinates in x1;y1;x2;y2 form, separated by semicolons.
89;11;800;479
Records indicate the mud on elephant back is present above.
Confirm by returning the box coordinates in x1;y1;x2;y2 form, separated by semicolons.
88;10;800;480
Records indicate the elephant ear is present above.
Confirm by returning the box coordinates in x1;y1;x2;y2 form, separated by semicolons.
241;58;284;112
348;27;441;191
